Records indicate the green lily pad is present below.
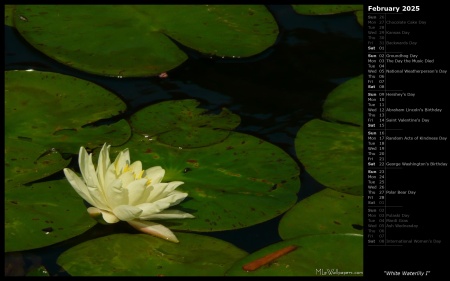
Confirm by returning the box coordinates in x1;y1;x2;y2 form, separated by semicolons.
5;138;70;189
278;188;363;239
13;5;278;77
5;179;95;252
95;131;300;232
5;70;131;154
5;5;15;26
322;75;363;126
292;5;363;15
130;99;241;148
226;233;363;276
57;233;248;276
292;5;363;27
355;11;364;26
295;119;363;195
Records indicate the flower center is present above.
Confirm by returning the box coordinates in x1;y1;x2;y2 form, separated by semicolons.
122;163;147;182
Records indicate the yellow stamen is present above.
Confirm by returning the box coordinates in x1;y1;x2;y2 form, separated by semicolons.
123;163;130;173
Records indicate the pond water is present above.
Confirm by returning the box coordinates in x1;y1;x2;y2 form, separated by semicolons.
4;5;363;276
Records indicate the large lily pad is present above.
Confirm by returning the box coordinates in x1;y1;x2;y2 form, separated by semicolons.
5;179;95;252
94;131;300;232
278;188;363;239
225;233;363;276
292;5;363;15
295;75;363;195
57;233;248;276
13;5;278;77
130;99;241;148
295;119;362;195
322;74;363;126
5;138;70;189
292;5;363;27
5;70;131;154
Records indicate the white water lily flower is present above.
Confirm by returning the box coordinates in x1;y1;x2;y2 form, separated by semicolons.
63;143;194;243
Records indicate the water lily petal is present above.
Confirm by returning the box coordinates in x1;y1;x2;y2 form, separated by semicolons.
96;143;111;190
113;205;143;221
129;161;143;176
113;148;130;175
65;161;108;210
101;210;120;223
85;185;109;210
77;146;109;209
105;178;127;207
78;146;100;189
126;178;151;205
104;161;118;189
137;203;193;220
87;206;102;218
87;206;120;224
144;182;166;202
140;209;195;220
78;146;92;185
159;191;190;207
136;202;166;217
127;220;179;243
144;166;165;184
161;181;185;194
118;171;136;188
146;182;185;202
63;168;96;207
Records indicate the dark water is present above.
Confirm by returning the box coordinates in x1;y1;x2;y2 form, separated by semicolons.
4;5;363;276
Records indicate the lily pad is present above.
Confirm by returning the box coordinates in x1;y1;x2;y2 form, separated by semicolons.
295;119;363;195
13;5;278;77
95;131;300;232
5;138;70;189
278;188;363;239
225;233;363;276
130;99;241;148
292;5;363;15
292;5;363;27
295;75;363;195
5;70;131;154
322;74;363;126
4;5;14;26
355;11;364;26
57;233;248;276
5;179;95;252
